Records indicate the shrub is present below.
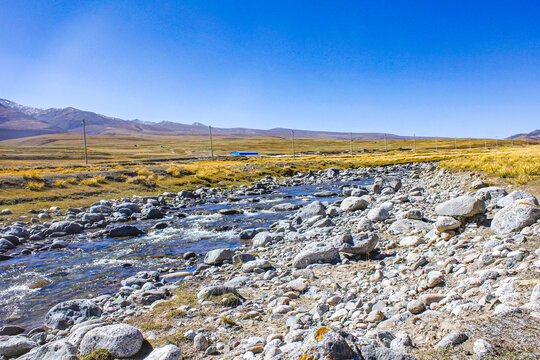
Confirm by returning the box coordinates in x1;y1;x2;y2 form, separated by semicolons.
81;178;99;186
27;181;45;190
136;167;152;177
127;175;156;187
53;180;67;188
66;177;78;184
21;171;43;180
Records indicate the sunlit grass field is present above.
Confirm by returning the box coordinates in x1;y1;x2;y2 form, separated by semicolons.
0;133;538;219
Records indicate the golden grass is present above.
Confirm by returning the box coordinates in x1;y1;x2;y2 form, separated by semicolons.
53;180;67;188
26;181;45;191
21;171;43;180
66;177;78;184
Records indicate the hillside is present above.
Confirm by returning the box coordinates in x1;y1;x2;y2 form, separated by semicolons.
0;99;405;140
507;129;540;140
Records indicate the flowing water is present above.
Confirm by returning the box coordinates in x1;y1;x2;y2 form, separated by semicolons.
0;179;370;329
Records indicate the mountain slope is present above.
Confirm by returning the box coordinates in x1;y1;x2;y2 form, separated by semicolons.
507;129;540;140
0;98;406;140
0;104;64;140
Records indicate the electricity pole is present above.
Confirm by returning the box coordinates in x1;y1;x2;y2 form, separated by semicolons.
349;133;353;156
209;126;214;160
292;130;295;159
413;134;416;152
82;119;88;165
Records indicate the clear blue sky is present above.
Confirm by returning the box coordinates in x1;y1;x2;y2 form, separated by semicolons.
1;1;539;138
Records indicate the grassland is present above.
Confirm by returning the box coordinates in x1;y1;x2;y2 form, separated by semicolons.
0;133;538;219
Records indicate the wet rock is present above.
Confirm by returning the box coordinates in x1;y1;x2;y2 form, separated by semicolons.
497;190;539;208
144;344;183;360
0;238;16;250
292;246;339;269
16;339;77;360
0;326;25;336
239;229;260;240
142;207;163;220
219;208;243;215
0;335;37;358
204;248;234;265
491;202;540;235
80;324;143;358
340;196;368;212
48;221;83;235
108;225;144;238
296;201;326;221
435;196;485;217
44;299;102;330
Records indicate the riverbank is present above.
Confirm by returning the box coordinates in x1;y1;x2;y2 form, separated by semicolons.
1;161;539;359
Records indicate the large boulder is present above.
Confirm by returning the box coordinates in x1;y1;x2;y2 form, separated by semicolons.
434;216;461;232
290;327;359;360
435;196;485;217
204;248;234;265
79;324;143;358
144;344;183;360
496;190;539;208
367;207;390;222
108;225;144;238
197;285;239;299
292;246;339;269
44;299;102;330
16;340;77;360
374;176;402;192
337;233;379;256
0;335;38;358
296;201;326;221
48;221;83;235
491;203;540;235
340;197;368;212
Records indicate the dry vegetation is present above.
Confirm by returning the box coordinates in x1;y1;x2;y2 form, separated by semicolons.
0;134;538;219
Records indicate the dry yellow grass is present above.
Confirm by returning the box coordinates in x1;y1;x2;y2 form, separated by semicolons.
26;181;45;191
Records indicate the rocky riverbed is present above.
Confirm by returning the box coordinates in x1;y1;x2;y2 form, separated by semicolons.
1;162;539;359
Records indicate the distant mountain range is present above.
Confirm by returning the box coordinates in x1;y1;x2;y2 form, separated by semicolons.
507;129;540;141
0;98;537;142
0;98;407;141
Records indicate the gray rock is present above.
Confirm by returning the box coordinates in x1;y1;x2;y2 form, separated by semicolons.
144;344;183;360
296;201;326;221
367;207;390;222
242;259;272;272
142;207;163;220
204;248;234;265
291;327;359;360
108;225;144;237
475;186;507;202
388;219;432;235
292;246;339;269
338;232;378;256
497;190;539;208
197;285;239;299
491;203;540;235
360;344;417;360
374;176;402;191
0;238;15;250
435;330;468;349
473;339;495;359
407;300;425;314
252;231;273;248
239;229;260;240
434;216;461;232
0;336;38;358
194;333;209;351
435;196;485;217
340;197;368;212
356;217;373;231
80;323;143;358
0;326;24;336
48;221;83;235
15;340;77;360
44;299;102;330
232;253;256;264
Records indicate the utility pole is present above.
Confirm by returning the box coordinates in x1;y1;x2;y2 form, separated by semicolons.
209;126;214;160
349;133;353;157
82;119;88;165
413;134;416;152
291;130;295;159
384;133;387;152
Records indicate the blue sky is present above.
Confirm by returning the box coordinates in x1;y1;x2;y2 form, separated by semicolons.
1;1;539;138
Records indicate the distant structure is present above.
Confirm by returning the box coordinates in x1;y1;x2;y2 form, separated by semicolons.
230;151;259;156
